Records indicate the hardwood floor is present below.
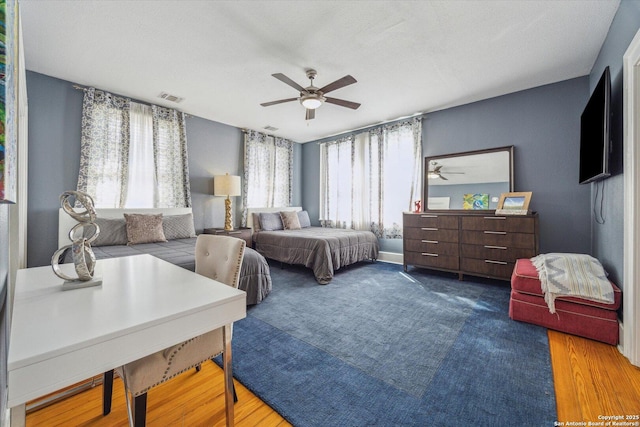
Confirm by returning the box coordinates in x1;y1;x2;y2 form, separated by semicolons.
26;364;291;427
26;330;640;426
549;330;640;423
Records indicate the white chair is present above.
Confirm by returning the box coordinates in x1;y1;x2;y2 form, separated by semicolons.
102;234;246;426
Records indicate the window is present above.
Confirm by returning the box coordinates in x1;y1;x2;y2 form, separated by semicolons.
242;130;293;225
319;117;422;238
77;88;191;208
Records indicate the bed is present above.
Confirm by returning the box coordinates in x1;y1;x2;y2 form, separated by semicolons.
248;207;379;284
58;207;272;305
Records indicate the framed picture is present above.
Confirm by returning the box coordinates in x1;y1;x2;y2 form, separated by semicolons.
0;0;18;203
496;192;532;215
463;193;489;210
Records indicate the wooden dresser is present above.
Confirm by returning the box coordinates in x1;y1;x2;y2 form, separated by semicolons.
403;212;539;281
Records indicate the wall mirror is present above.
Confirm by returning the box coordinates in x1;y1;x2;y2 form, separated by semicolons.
424;146;514;211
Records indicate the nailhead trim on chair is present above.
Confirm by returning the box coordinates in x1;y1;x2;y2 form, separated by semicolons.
132;347;224;397
231;244;244;290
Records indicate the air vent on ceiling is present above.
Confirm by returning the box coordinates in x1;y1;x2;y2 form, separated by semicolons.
158;92;184;103
264;125;279;131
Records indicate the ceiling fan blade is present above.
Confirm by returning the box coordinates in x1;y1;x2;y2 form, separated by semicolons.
325;97;361;110
272;73;306;92
440;175;449;181
305;108;315;120
319;75;357;94
260;97;298;107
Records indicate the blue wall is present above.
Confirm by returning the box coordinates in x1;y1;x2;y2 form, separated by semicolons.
25;71;302;267
589;0;640;292
303;77;591;256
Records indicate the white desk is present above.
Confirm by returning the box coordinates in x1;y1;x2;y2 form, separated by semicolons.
8;254;246;426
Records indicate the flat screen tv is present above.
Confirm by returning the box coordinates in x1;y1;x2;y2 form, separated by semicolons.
579;66;611;184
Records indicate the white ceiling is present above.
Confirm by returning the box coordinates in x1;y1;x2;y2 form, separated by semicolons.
19;1;619;143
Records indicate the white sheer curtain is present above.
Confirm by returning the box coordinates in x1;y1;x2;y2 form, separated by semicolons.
319;117;422;238
242;130;293;225
369;118;422;238
125;102;155;207
319;136;354;228
78;89;191;208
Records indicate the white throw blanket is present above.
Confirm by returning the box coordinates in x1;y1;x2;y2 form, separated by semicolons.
531;253;614;314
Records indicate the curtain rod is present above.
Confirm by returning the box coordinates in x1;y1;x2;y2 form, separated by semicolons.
72;84;191;117
241;128;292;141
315;115;424;145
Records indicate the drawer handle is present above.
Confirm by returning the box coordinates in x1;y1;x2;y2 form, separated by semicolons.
483;231;507;235
420;214;438;218
485;260;507;265
421;227;438;231
484;216;506;220
228;231;242;235
422;240;438;244
484;245;507;250
421;253;439;257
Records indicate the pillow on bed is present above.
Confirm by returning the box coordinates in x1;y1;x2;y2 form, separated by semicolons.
259;212;284;231
86;217;128;247
124;213;168;245
162;213;196;240
280;210;301;230
297;210;311;228
252;213;262;232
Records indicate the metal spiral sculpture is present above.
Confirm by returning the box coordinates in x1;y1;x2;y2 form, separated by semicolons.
51;191;101;282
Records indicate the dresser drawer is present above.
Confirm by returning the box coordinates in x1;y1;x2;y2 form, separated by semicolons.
405;251;459;270
405;240;458;256
460;244;536;263
460;257;514;280
461;216;536;233
461;230;535;249
404;227;459;243
403;213;458;229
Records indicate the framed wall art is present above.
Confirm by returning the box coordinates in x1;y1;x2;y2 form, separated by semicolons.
496;192;532;215
463;193;489;210
0;0;18;204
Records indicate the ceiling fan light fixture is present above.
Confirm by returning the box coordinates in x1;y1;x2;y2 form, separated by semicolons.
300;94;325;109
427;172;440;179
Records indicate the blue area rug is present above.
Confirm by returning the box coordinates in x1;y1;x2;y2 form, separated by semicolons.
228;261;556;426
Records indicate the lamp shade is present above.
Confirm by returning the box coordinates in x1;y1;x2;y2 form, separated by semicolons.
214;174;241;197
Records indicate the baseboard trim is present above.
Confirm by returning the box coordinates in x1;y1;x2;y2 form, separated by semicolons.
619;320;625;354
377;251;403;265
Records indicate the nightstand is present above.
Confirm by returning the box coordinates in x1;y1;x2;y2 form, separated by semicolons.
202;227;252;248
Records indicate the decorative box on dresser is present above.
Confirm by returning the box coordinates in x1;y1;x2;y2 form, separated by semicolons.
403;212;539;281
202;227;253;248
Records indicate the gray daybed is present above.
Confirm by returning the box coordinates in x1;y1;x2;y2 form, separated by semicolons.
59;208;271;305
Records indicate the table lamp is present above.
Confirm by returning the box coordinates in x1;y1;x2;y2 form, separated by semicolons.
214;173;241;231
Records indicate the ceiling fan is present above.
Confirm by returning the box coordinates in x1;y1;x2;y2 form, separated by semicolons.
428;161;465;180
260;69;361;120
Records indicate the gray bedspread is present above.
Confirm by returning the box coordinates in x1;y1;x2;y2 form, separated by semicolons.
253;227;379;284
66;238;272;305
